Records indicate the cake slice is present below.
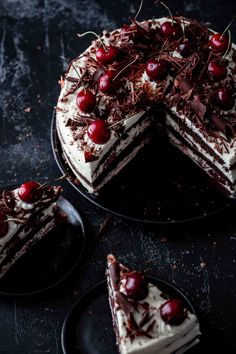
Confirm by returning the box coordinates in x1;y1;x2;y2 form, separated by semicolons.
0;181;63;279
106;254;201;354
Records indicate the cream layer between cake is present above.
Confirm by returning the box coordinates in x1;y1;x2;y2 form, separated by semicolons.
56;111;151;193
165;108;236;196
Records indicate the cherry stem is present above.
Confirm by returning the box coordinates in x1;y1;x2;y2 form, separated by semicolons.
39;174;68;189
60;56;86;91
77;31;107;51
4;218;26;224
158;39;167;58
220;15;236;39
134;0;144;21
156;0;174;25
221;30;232;62
182;16;186;40
112;55;139;81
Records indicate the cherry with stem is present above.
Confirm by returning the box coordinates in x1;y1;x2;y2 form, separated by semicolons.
78;31;121;64
210;15;236;52
99;55;139;93
61;56;97;113
156;0;183;39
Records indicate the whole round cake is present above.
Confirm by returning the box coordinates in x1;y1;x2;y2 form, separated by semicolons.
56;6;236;196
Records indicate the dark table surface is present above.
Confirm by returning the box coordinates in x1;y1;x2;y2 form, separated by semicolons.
1;0;236;353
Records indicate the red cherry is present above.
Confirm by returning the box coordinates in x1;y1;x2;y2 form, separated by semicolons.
178;38;193;57
161;21;183;40
210;33;229;53
96;46;121;64
124;271;148;300
87;120;110;144
76;90;96;113
18;181;42;203
0;212;9;238
214;88;235;110
208;61;227;81
98;70;116;93
146;59;169;80
160;298;187;325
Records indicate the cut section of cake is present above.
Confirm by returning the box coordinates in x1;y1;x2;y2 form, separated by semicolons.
0;181;63;279
106;254;201;354
56;11;236;196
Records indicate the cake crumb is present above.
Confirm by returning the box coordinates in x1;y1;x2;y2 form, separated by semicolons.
24;106;31;113
96;215;112;239
73;289;80;296
200;261;206;269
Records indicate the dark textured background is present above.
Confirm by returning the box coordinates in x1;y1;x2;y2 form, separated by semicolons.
1;0;236;353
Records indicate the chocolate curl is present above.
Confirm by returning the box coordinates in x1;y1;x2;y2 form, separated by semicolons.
169;93;182;106
108;259;120;289
175;77;208;121
129;18;150;39
2;190;15;210
145;319;156;334
175;76;194;95
65;77;80;83
190;96;208;121
92;67;104;82
115;291;135;315
209;114;235;140
129;313;139;331
138;312;153;329
177;53;200;77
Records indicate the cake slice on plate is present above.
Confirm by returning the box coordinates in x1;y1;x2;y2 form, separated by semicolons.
0;181;63;279
106;254;201;354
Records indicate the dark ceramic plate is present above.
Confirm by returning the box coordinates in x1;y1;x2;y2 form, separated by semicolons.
51;113;230;224
0;196;86;296
61;275;197;354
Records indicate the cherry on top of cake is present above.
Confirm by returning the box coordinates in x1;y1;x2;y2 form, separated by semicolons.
58;1;236;149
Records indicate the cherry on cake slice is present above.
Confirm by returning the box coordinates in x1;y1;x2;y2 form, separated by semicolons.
106;254;201;354
0;181;63;279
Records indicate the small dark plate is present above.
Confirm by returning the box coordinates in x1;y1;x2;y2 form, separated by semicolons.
61;275;197;354
0;196;86;296
51;113;230;224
